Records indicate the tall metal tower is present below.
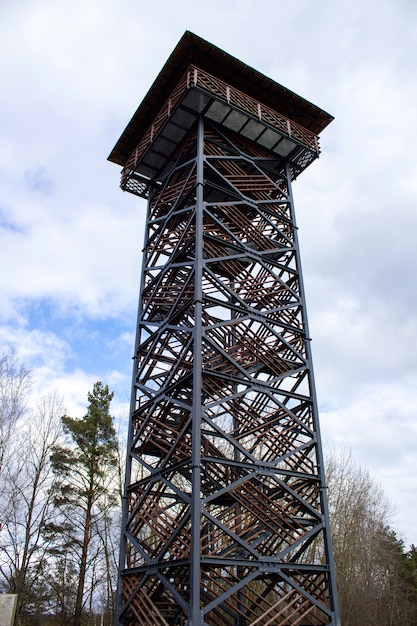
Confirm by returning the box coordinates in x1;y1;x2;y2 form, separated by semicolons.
109;32;339;626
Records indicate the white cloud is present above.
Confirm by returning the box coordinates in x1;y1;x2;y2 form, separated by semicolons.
320;380;417;544
0;322;132;420
0;183;144;319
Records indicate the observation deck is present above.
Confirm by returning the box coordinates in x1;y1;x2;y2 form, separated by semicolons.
108;31;333;199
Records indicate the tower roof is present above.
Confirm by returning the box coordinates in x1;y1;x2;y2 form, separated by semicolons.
108;31;333;168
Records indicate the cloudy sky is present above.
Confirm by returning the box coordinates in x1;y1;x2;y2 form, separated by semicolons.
1;0;416;545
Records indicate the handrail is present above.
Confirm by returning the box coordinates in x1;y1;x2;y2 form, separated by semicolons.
190;65;319;152
122;65;319;185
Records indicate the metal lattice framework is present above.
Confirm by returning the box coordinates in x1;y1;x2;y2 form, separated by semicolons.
110;32;339;626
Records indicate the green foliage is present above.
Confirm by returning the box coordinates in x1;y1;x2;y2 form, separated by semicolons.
403;544;417;606
50;382;119;515
47;382;119;626
51;382;117;480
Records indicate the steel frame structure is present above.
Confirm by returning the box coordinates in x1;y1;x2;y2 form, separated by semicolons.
110;32;339;626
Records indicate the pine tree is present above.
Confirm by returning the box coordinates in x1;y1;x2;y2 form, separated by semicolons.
49;382;118;626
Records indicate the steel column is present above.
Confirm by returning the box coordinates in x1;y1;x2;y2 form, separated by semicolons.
190;114;205;626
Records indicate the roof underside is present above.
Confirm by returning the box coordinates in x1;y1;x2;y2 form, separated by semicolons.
108;31;333;168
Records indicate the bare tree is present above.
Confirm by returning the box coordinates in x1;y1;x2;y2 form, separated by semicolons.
326;447;417;625
0;390;63;619
0;352;31;507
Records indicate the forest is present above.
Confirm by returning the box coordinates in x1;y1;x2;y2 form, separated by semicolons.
1;351;416;625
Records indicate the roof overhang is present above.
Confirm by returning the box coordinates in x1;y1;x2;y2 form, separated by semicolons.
108;31;333;168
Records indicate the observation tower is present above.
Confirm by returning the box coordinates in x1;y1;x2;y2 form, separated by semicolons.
109;31;340;626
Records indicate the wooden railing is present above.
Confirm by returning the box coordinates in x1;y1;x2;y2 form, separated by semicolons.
122;65;319;184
